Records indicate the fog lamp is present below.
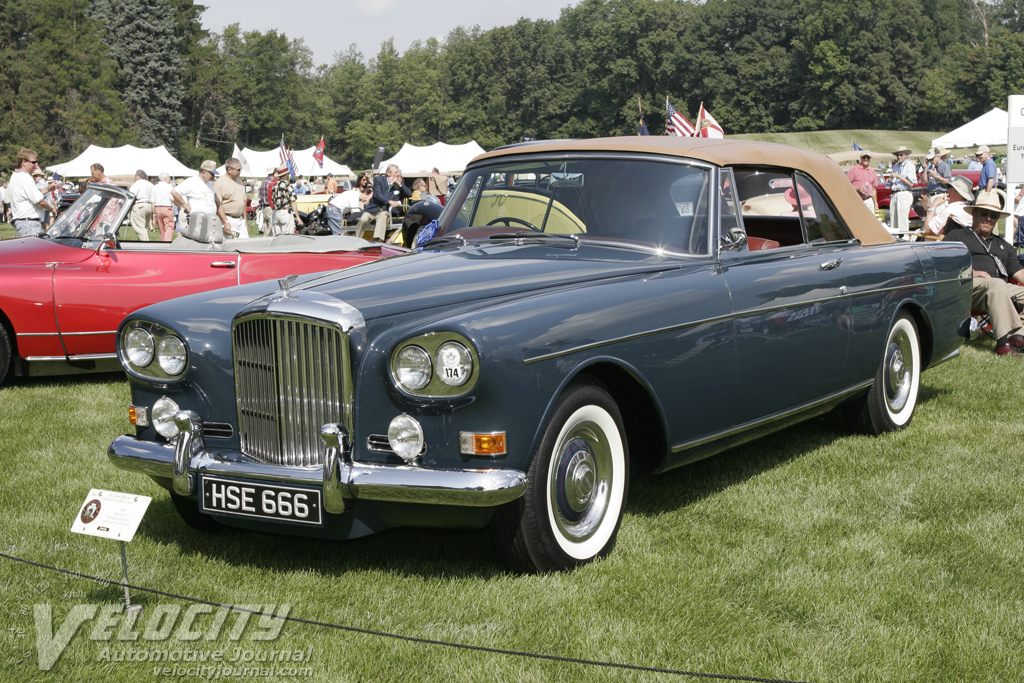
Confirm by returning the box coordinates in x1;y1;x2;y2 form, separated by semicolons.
387;414;424;463
152;397;180;440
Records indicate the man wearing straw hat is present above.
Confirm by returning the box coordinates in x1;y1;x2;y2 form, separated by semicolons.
889;145;917;234
943;190;1024;357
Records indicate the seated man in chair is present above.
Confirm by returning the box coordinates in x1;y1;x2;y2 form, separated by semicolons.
355;164;411;242
944;190;1024;357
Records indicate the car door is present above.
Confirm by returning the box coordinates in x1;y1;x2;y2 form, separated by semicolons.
52;247;241;357
723;168;854;427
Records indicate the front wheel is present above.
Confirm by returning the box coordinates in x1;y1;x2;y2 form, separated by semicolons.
492;379;628;572
855;314;922;434
0;325;11;388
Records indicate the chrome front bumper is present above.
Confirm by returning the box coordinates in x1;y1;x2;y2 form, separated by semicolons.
108;411;528;515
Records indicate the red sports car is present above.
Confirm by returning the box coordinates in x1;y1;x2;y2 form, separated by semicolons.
0;184;403;386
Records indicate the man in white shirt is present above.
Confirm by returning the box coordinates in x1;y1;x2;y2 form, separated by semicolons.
152;173;176;241
9;148;57;236
889;146;918;235
128;170;155;241
924;176;973;238
171;160;221;234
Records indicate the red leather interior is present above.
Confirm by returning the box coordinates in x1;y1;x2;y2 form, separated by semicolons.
747;236;781;251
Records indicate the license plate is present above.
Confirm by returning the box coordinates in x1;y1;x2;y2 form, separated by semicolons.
200;476;323;526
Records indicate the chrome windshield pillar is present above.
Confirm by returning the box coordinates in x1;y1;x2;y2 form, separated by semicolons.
173;410;205;496
320;424;353;514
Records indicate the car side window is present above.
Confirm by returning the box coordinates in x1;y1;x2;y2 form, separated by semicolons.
794;173;852;242
731;167;851;248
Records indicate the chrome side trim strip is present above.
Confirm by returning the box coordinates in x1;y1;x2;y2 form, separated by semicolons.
670;380;873;454
19;330;116;338
524;278;964;365
23;353;117;362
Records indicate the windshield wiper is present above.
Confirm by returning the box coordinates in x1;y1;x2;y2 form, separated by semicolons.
417;235;469;249
488;231;580;246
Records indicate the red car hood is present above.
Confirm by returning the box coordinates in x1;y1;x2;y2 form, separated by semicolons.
0;237;94;266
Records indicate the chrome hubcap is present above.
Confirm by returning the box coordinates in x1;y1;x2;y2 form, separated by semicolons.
885;332;911;412
551;430;611;542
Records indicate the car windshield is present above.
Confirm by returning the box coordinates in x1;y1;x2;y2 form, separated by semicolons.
440;157;713;255
46;187;128;242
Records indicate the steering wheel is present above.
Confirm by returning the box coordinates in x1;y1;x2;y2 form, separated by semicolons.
486;217;540;231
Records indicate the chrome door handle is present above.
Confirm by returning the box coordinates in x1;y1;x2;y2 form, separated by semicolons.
210;261;237;268
818;258;842;271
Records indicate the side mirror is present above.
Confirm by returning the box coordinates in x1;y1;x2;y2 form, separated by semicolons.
721;227;747;252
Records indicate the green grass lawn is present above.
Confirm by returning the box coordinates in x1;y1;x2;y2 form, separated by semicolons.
1;340;1022;681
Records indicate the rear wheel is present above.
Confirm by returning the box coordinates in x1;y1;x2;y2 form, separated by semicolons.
855;314;922;434
0;325;11;388
493;379;628;572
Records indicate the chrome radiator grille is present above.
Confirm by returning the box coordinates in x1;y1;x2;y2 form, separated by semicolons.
233;316;350;466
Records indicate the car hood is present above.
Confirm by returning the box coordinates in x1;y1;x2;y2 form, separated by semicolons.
282;241;698;320
0;236;93;266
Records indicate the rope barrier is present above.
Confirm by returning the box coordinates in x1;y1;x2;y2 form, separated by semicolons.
2;550;812;683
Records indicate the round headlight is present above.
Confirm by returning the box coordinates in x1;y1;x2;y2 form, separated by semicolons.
151;397;180;440
388;414;424;463
395;345;431;391
435;342;472;387
156;335;187;375
125;328;155;367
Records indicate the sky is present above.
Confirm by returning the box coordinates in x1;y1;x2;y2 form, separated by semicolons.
199;0;574;67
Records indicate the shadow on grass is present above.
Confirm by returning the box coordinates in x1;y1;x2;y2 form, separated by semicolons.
136;496;507;579
127;380;954;580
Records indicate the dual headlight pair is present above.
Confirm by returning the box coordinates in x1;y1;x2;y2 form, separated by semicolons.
391;334;478;396
121;322;188;379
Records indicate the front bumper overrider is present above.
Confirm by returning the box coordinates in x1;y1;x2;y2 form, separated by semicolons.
108;411;528;515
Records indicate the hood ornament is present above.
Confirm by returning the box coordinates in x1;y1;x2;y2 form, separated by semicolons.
277;274;298;299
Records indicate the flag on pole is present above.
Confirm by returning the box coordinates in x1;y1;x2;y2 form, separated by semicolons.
852;141;863;152
313;136;325;168
665;98;695;136
638;97;650;135
232;143;251;175
695;103;724;138
279;134;296;180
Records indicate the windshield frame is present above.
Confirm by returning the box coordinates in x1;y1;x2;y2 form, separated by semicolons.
435;151;718;258
45;184;135;244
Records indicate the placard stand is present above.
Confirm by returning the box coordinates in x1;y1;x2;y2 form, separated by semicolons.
120;541;142;615
71;489;151;617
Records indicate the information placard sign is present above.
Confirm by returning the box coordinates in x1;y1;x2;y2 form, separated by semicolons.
71;489;151;542
1006;95;1024;184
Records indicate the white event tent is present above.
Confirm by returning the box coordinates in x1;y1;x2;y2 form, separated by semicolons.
47;144;196;178
931;108;1008;149
227;146;354;179
378;141;486;176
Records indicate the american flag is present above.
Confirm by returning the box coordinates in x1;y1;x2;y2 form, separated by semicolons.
279;134;296;180
665;98;695;136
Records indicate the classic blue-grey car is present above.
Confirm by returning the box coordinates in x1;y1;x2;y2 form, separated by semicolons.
108;138;974;572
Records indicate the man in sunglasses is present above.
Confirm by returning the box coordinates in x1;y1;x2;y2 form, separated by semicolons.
944;190;1024;357
8;148;57;236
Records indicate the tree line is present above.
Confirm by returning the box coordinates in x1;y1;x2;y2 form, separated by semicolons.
3;0;1024;173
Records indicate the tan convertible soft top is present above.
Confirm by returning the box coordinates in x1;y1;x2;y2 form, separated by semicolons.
474;137;894;246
